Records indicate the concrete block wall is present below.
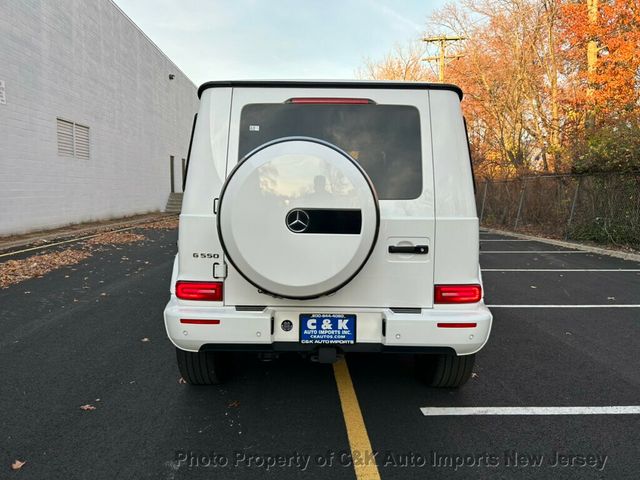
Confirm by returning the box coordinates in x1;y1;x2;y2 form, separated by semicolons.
0;0;199;235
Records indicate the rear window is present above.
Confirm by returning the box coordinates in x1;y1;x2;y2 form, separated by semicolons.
238;103;422;200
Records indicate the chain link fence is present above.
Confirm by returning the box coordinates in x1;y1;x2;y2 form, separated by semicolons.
476;173;640;249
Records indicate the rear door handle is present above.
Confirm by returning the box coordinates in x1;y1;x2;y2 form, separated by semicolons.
388;245;429;254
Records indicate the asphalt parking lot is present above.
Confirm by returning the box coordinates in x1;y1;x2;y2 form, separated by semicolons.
1;225;639;479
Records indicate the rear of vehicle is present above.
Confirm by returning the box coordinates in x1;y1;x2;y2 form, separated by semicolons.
164;81;492;387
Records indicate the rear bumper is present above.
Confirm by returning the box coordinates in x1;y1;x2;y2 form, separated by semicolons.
163;298;492;356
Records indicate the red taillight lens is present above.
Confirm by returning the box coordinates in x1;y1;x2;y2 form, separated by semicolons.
180;319;221;325
287;97;372;104
437;322;478;328
434;284;482;304
175;281;223;301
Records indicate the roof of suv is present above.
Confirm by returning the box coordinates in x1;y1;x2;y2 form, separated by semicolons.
197;80;463;100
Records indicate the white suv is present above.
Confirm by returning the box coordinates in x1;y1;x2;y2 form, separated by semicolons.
164;80;492;387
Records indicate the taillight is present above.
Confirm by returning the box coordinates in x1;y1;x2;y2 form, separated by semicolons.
175;281;223;301
180;319;221;325
437;322;478;328
434;284;482;304
287;97;373;104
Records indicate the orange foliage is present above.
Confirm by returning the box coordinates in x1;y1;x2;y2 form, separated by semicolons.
363;0;640;177
561;0;640;120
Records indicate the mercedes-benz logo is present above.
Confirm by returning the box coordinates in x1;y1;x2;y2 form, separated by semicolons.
286;209;310;233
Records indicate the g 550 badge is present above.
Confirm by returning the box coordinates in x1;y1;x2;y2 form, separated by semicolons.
192;253;220;259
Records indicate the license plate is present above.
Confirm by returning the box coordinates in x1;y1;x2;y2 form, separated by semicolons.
300;313;356;345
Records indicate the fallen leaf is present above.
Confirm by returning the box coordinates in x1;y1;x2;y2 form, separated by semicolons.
80;404;96;411
11;460;26;471
228;400;240;408
178;377;187;384
85;232;146;246
0;249;91;289
142;217;179;230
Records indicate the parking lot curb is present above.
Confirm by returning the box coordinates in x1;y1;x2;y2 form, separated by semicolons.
0;213;175;254
482;228;640;263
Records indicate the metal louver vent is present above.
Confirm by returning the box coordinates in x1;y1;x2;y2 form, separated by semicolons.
56;118;74;157
56;118;90;159
74;124;90;160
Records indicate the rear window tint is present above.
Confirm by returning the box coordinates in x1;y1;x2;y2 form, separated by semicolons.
238;103;422;200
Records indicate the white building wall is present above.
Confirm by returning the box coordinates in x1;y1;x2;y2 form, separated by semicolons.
0;0;199;235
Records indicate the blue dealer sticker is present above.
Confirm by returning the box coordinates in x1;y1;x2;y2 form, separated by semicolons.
299;313;356;345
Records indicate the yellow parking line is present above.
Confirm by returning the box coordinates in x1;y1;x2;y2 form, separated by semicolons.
333;357;381;480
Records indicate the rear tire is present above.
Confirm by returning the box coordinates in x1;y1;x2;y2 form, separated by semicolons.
175;348;231;385
416;353;475;388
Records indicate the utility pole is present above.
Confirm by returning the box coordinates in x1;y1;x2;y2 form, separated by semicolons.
422;35;465;82
586;0;598;128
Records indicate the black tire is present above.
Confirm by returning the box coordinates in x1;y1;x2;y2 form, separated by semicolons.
416;353;475;388
175;348;232;385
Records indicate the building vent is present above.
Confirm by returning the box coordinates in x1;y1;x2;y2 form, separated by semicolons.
74;124;90;160
56;118;74;157
57;118;90;159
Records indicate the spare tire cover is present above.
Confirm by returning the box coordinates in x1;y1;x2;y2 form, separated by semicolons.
218;137;379;299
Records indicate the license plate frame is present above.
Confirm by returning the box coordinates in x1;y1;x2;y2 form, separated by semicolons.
299;313;356;345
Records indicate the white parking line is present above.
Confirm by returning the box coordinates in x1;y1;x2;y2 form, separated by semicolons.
480;251;586;254
482;269;640;272
487;304;640;308
420;406;640;416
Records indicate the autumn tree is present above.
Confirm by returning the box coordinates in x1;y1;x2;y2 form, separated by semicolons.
359;43;432;81
561;0;640;171
561;0;640;123
362;0;640;177
431;0;562;175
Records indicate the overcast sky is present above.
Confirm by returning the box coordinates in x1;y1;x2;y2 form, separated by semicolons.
114;0;450;86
